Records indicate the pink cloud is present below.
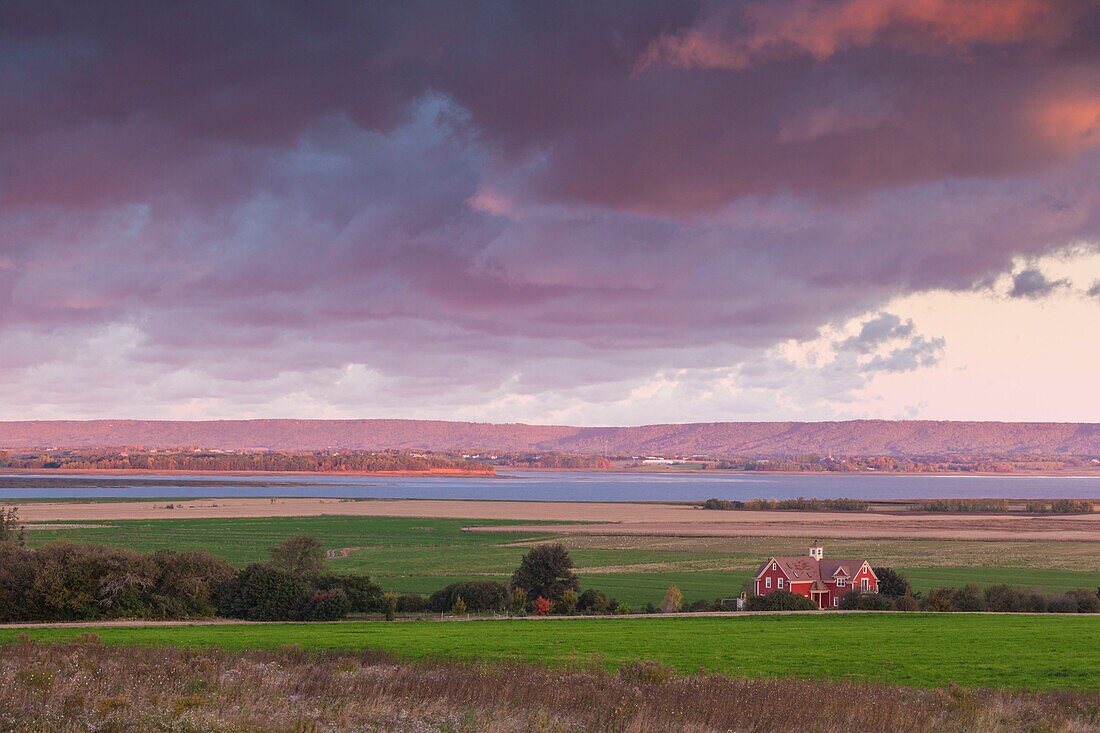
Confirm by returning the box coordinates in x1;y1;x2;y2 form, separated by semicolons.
637;0;1075;72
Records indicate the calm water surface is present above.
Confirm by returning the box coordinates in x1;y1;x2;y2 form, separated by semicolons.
2;471;1099;501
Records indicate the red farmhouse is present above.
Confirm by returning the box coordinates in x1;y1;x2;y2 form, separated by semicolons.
753;541;878;609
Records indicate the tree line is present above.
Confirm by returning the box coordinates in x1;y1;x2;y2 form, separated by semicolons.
0;450;487;473
2;507;1096;621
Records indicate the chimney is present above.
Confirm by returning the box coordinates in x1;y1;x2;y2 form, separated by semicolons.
809;540;823;560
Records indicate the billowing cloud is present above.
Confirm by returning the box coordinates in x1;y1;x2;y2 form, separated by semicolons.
0;1;1098;421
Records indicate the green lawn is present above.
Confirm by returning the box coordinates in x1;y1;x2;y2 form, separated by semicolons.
24;515;1100;607
3;614;1098;690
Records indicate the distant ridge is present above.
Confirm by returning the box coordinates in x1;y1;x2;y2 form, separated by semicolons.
0;419;1097;456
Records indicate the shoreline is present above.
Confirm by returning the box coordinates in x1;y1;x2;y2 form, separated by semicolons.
0;467;497;478
1;465;1099;479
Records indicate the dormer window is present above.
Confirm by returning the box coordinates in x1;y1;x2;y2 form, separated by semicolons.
836;577;846;587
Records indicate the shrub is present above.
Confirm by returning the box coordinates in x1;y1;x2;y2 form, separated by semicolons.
301;588;351;621
926;588;955;612
396;593;427;613
618;660;673;684
510;587;528;613
428;581;510;613
511;544;578;602
313;574;383;613
1050;500;1094;514
1066;590;1100;613
149;550;235;618
983;584;1049;613
1046;595;1078;613
837;591;859;610
873;567;912;598
838;592;892;611
216;564;312;621
747;591;816;611
951;584;987;612
576;589;612;614
452;596;468;615
614;603;633;615
683;599;714;612
555;589;579;615
533;596;552;615
893;595;920;611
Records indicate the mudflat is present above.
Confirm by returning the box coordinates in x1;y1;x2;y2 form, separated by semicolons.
15;497;1100;541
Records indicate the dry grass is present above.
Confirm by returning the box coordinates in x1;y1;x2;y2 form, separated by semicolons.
1;639;1098;733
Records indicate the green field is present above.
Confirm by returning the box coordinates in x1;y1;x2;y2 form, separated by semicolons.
3;614;1098;690
24;515;1100;607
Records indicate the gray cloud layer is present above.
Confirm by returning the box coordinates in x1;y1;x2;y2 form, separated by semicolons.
0;1;1098;417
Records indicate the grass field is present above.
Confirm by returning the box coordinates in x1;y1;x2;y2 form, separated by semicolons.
24;515;1100;606
3;614;1098;690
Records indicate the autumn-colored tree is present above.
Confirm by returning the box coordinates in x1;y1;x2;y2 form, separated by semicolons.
383;592;398;621
511;587;528;613
660;584;683;613
533;596;552;615
452;595;467;615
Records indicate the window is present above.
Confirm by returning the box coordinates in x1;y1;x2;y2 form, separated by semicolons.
772;562;777;571
777;578;784;589
836;577;845;587
833;598;838;608
766;577;772;589
861;578;870;591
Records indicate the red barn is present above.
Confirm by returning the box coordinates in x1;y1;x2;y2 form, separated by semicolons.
753;541;878;609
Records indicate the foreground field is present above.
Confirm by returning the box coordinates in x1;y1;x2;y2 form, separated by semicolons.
4;641;1097;733
24;515;1100;606
4;614;1098;690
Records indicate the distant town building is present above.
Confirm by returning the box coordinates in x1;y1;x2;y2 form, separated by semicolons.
753;541;878;609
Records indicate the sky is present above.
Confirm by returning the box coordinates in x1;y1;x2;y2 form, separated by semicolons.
1;0;1098;425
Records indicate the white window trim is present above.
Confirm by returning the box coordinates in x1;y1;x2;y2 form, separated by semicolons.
861;578;870;591
766;577;772;589
833;598;839;607
777;578;784;589
836;577;846;587
772;562;777;571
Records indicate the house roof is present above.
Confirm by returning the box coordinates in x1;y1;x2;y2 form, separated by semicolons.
755;556;873;583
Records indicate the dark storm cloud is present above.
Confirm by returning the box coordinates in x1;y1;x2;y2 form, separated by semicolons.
0;0;1098;409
